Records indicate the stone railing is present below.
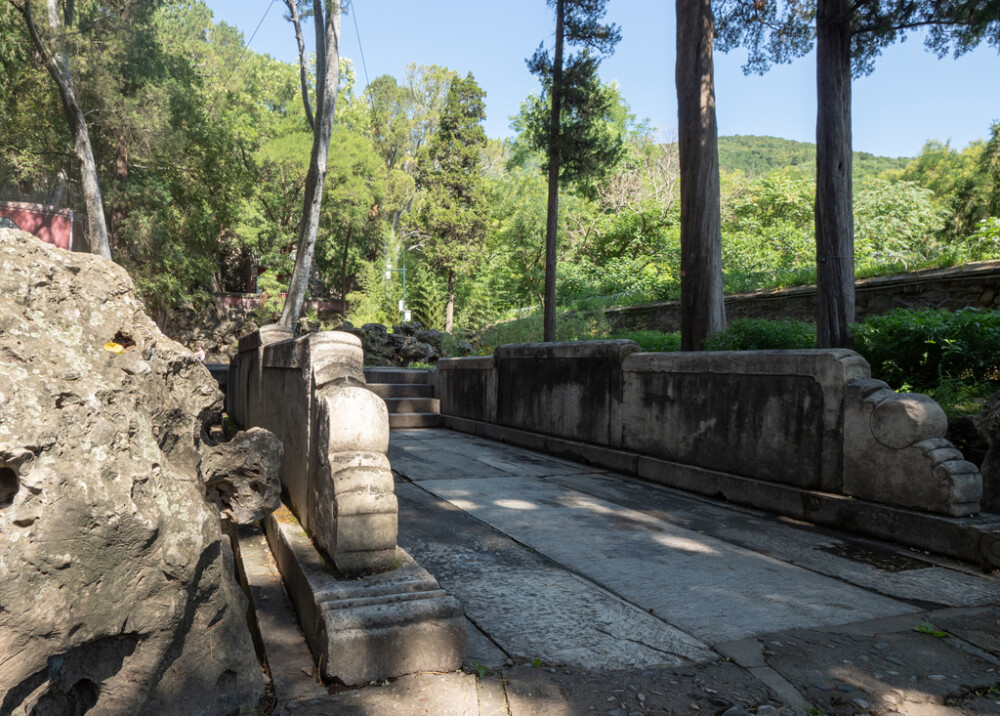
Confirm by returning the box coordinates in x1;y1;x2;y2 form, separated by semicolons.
435;342;982;518
229;326;466;684
605;261;1000;332
228;325;396;574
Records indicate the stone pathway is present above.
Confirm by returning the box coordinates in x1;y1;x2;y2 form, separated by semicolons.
267;428;1000;715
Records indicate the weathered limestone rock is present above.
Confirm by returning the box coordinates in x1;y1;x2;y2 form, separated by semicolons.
976;392;1000;513
199;427;283;524
0;229;264;715
843;378;981;516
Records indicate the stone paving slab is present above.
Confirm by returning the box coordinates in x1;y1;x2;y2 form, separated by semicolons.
758;608;1000;715
411;473;918;644
265;428;1000;716
396;482;716;670
544;471;1000;608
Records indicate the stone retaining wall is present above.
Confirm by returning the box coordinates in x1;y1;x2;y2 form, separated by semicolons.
605;261;1000;332
436;343;982;517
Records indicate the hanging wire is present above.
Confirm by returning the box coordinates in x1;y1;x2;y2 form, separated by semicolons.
209;0;277;115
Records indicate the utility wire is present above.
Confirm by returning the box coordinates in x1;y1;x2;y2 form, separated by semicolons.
350;1;388;161
209;0;277;116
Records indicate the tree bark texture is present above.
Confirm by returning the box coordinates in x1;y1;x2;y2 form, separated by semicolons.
542;0;564;343
675;0;726;351
12;0;112;260
445;269;455;333
279;0;340;330
815;0;855;348
284;0;315;131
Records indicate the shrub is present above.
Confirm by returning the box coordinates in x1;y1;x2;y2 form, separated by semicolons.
853;307;1000;390
704;318;816;351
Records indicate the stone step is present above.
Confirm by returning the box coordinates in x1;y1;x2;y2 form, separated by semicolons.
364;368;433;385
384;397;441;414
367;383;434;399
389;412;443;429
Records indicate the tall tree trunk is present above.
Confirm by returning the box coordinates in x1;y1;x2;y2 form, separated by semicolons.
11;0;111;260
675;0;726;351
283;0;315;131
815;0;855;348
445;268;455;333
279;0;341;330
340;229;351;303
542;0;564;343
111;131;128;254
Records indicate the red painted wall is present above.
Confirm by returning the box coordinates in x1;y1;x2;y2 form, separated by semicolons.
0;202;77;250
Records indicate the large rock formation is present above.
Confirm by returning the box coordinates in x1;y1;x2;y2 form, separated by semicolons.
0;229;265;714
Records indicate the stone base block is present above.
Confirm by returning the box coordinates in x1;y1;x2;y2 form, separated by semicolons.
264;505;466;686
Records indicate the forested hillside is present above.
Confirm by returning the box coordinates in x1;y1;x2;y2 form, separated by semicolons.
2;1;998;338
717;135;911;181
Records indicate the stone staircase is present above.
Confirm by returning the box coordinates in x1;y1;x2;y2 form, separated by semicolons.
364;368;441;429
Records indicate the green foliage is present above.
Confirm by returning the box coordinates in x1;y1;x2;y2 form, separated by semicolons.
522;0;625;192
852;308;1000;390
716;1;1000;78
346;260;395;326
704;318;817;351
473;305;611;353
717;135;908;181
853;178;947;270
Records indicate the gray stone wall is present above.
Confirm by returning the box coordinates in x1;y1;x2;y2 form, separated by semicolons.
494;341;640;448
605;261;1000;333
435;345;982;517
621;350;867;493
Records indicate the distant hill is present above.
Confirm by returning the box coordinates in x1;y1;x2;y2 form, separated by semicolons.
717;135;912;182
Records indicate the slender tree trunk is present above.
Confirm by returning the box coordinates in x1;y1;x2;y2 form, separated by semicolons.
675;0;726;351
445;268;455;333
11;0;111;259
340;229;351;302
815;0;855;348
542;0;564;343
283;0;315;131
111;131;128;254
279;0;341;330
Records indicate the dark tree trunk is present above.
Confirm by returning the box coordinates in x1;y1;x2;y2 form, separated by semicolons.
542;0;564;343
279;0;340;330
815;0;855;348
675;0;726;351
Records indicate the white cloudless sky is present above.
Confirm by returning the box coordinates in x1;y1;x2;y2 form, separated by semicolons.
204;0;1000;158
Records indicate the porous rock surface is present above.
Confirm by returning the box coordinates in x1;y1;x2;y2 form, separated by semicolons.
0;230;264;715
199;427;282;525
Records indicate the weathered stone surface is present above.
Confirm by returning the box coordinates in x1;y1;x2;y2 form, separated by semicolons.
232;329;398;576
199;427;283;524
843;378;981;516
434;357;497;424
622;349;868;492
265;506;466;686
976;392;1000;513
0;229;264;715
495;340;641;447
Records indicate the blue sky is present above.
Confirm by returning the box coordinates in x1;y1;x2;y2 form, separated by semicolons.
204;0;999;158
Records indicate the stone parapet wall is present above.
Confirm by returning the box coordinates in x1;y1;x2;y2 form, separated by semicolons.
436;344;982;517
606;261;1000;332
